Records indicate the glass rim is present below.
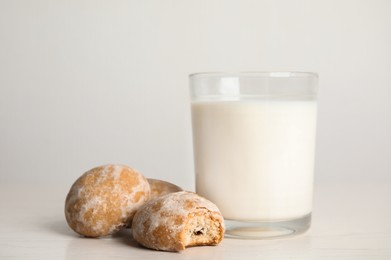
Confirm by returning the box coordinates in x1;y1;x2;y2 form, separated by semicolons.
189;71;318;79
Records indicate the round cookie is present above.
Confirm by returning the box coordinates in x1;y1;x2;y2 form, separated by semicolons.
65;164;150;237
147;178;183;199
132;191;225;252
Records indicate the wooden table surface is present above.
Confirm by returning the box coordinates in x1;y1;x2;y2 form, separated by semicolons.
1;181;390;259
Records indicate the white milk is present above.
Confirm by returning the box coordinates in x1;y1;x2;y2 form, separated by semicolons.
191;99;317;221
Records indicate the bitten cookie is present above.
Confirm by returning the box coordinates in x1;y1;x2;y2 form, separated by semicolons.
131;191;225;252
147;178;183;199
65;164;150;237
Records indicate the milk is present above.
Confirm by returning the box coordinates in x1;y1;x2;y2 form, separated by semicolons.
191;99;317;221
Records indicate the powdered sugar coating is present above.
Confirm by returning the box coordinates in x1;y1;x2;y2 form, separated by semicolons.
132;191;225;251
65;164;150;237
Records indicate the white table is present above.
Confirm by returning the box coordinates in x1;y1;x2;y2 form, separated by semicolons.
1;182;390;259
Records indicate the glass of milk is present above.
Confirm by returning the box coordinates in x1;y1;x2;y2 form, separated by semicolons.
189;72;318;239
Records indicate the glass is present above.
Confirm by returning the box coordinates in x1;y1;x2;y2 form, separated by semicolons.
189;72;318;239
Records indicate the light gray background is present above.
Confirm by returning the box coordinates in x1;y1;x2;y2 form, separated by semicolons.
1;0;390;190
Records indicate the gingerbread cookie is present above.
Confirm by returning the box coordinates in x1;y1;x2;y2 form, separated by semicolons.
147;178;183;199
132;191;225;251
65;164;150;237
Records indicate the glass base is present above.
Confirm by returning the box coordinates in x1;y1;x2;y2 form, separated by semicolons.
224;213;311;239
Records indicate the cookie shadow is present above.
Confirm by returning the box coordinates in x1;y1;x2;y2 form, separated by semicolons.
52;223;144;250
112;228;145;249
42;219;158;252
42;219;76;237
